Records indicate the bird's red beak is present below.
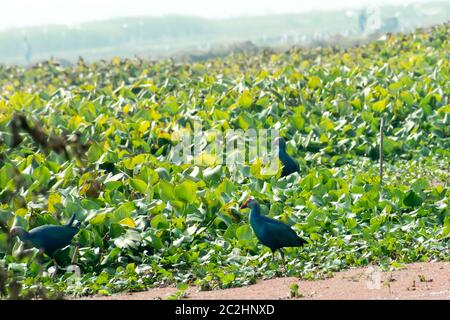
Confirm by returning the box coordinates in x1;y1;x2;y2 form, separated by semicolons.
240;198;252;209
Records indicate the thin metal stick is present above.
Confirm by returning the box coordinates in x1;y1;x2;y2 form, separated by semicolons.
379;117;384;187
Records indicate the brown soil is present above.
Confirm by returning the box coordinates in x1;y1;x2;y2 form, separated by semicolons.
78;261;449;300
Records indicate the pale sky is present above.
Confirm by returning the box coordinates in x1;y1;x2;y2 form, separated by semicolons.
0;0;437;30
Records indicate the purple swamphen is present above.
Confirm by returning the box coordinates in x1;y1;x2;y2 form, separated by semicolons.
273;137;300;177
240;198;306;262
10;214;80;260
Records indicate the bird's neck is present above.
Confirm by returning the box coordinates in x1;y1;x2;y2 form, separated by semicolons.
279;148;291;162
17;229;31;242
249;204;261;223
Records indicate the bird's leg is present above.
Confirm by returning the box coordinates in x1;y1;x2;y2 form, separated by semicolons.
279;249;287;271
271;250;276;263
279;249;285;263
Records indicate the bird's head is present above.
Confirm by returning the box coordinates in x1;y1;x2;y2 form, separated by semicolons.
10;227;28;241
272;137;286;150
240;198;259;209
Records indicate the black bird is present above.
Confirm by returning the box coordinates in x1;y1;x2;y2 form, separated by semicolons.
273;137;300;177
10;214;80;259
240;198;306;262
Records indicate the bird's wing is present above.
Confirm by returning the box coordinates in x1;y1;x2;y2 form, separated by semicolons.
29;226;78;250
259;216;305;247
287;155;300;171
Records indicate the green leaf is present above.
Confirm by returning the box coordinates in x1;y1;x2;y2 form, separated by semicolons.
400;91;414;106
109;223;125;238
163;96;179;114
130;178;148;193
113;202;136;221
33;166;51;188
223;224;239;240
87;142;104;163
175;180;198;204
443;216;450;236
114;230;141;249
221;273;235;285
177;283;189;291
151;214;170;229
158;180;175;201
411;178;430;192
0;163;15;189
403;190;423;207
144;232;163;250
203;165;222;183
236;225;253;241
155;168;170;181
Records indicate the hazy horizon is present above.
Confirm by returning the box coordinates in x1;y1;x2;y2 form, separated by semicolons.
0;0;438;31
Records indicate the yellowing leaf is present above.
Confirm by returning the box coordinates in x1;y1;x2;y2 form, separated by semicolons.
213;109;230;120
237;115;249;130
320;117;335;131
258;69;269;79
119;217;136;228
351;98;362;109
123;104;131;114
97;114;109;126
260;159;280;177
112;56;121;66
238;91;253;108
342;53;352;64
373;99;387;112
308;76;322;89
89;213;108;225
68;115;85;130
250;158;263;178
157;131;172;142
138;121;151;135
48;193;62;213
15;208;28;218
251;157;281;179
195;152;218;167
149;109;162;120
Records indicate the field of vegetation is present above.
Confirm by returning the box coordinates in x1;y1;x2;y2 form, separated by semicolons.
0;23;448;299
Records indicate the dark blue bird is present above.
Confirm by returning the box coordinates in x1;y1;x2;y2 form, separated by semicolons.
273;137;300;177
240;198;306;262
10;214;80;258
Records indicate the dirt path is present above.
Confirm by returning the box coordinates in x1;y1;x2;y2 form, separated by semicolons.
80;261;449;300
